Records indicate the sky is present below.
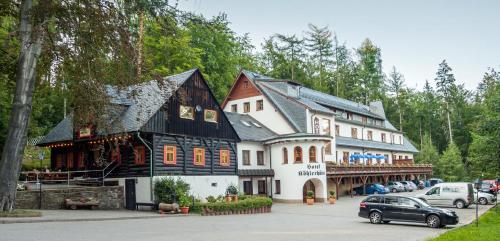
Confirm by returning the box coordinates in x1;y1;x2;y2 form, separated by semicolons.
177;0;500;91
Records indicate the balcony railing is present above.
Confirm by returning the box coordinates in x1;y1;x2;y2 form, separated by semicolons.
325;162;433;176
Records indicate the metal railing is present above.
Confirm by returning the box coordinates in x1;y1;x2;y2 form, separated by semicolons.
19;161;117;187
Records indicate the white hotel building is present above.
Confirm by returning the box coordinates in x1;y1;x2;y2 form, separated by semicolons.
223;70;430;203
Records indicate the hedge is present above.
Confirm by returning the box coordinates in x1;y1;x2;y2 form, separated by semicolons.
200;196;272;215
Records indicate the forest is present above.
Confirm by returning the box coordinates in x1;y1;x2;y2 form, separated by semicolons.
0;0;498;185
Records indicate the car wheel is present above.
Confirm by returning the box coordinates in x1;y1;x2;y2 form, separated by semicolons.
478;197;488;205
426;214;441;228
369;211;382;224
391;188;397;193
455;200;466;209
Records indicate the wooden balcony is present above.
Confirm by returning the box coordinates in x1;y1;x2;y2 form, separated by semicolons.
326;162;433;178
393;159;414;165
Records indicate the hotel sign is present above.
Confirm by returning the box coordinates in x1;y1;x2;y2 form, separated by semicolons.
298;164;325;177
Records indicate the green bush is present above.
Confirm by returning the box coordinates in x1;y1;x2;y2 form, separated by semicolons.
306;191;314;198
154;177;190;204
200;196;272;214
206;195;217;203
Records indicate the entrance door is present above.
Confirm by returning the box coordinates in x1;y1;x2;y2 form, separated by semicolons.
125;179;136;210
258;180;266;194
302;180;316;202
243;181;253;195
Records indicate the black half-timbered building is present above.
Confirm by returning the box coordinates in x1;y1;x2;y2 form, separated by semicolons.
37;69;240;206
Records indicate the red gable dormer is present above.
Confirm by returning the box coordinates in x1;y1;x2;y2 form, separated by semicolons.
222;72;263;108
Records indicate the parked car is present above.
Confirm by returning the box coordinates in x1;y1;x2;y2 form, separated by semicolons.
400;181;416;192
358;195;459;228
429;178;444;186
386;181;405;193
417;182;474;209
482;180;499;194
474;189;497;205
353;184;389;195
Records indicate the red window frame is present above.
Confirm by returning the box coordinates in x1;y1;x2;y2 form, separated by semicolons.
163;145;177;165
134;146;146;165
220;149;230;167
193;148;205;166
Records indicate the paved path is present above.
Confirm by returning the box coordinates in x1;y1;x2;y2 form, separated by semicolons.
0;189;494;241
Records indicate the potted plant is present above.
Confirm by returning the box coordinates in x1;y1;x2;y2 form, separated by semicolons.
328;191;336;204
226;184;239;202
306;191;314;205
179;195;190;214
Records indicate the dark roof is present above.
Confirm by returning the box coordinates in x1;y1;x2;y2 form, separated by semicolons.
255;82;309;132
38;117;73;144
38;69;197;145
336;136;419;153
264;133;332;143
240;70;399;132
224;112;276;142
238;169;275;177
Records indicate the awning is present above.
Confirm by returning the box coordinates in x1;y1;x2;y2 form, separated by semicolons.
238;169;275;177
349;154;386;162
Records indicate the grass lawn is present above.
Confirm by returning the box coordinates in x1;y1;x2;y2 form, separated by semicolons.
428;205;500;241
0;209;42;218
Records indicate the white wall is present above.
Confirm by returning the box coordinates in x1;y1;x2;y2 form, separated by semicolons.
238;177;272;195
336;119;404;145
115;175;238;203
269;140;328;202
224;95;295;135
308;111;336;162
237;141;269;169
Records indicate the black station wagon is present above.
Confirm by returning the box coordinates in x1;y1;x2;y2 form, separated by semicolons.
358;195;459;228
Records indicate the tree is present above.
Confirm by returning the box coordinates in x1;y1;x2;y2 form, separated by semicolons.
331;34;355;98
305;24;334;89
387;66;405;132
118;0;172;79
437;141;464;181
0;0;135;212
435;60;456;142
467;70;500;179
274;34;305;81
415;133;439;165
355;38;384;104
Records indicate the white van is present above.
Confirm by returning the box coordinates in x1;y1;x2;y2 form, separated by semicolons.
417;182;474;209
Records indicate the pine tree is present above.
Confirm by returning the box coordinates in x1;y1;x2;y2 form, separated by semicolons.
305;24;334;89
437;141;464;181
274;34;305;81
415;133;439;165
435;60;456;142
355;39;384;104
387;66;405;132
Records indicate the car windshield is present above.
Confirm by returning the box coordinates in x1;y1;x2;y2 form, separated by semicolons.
374;184;384;188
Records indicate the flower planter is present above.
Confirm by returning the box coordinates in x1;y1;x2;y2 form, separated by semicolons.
329;197;336;204
225;196;232;202
306;198;314;205
180;206;189;214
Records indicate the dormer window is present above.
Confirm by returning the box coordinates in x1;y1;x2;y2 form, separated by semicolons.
244;102;250;113
256;100;264;111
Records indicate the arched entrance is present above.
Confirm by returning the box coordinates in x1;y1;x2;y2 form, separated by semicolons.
302;178;325;203
302;180;316;202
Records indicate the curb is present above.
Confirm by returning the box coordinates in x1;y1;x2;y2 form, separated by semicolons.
0;213;195;224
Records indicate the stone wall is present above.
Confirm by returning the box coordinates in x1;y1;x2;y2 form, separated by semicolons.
16;186;124;210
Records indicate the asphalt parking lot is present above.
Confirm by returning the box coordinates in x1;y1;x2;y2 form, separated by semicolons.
0;188;495;241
